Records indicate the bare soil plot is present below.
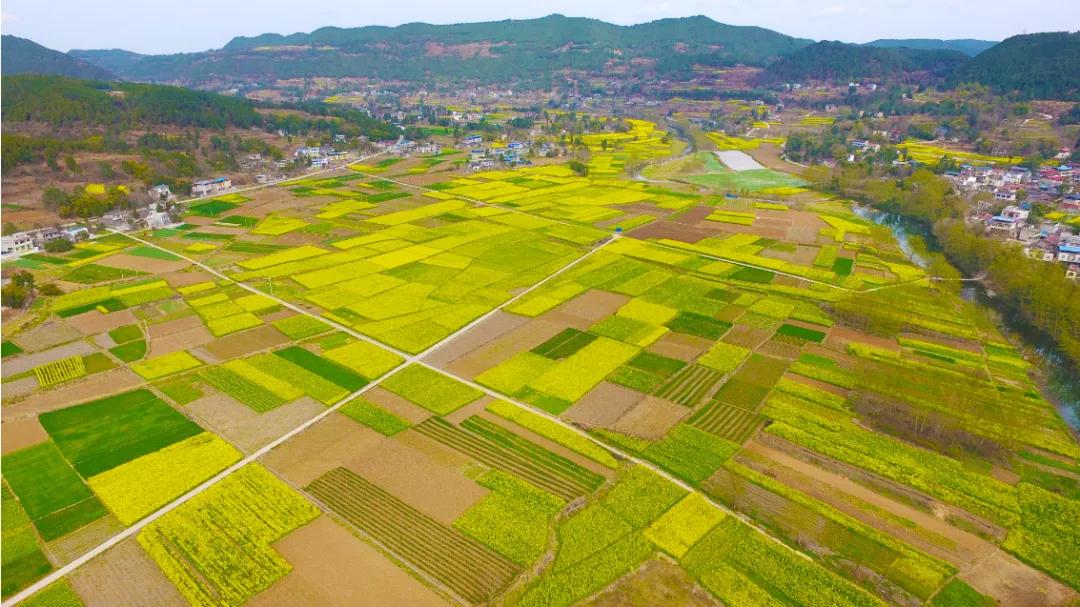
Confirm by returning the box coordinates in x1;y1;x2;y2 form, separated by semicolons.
186;393;324;454
962;551;1077;607
363;388;434;425
147;315;204;338
65;309;138;335
583;558;719;607
423;311;530;368
260;412;385;487
248;516;448;607
344;432;489;525
826;326;902;353
713;306;745;323
69;537;188;607
544;290;630;330
757;340;802;360
201;325;290;361
628;220;716;244
1;376;39;401
722;325;770;349
445;318;566;379
613;396;689;440
563;382;644;427
743;143;792;172
2;340;97;377
148;323;214;358
159;270;216;288
647;332;713;362
10;320;82;353
96;254;189;274
444;395;496;425
0;416;48;454
2;368;144;421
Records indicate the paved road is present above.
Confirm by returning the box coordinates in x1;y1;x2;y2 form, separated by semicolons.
1;227;610;607
7;167;868;605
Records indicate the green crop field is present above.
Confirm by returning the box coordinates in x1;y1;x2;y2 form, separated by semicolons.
39;389;203;477
3;114;1077;607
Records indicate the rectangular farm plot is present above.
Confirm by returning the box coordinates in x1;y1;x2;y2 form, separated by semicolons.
531;328;597;359
306;467;521;604
88;433;241;525
137;464;320;607
453;470;566;566
382;364;482;415
322;339;404;379
414;416;604;500
1;442;109;541
33;355;86;387
1;483;53;596
38;388;203;477
131;350;203;380
654;365;725;407
273;346;368;391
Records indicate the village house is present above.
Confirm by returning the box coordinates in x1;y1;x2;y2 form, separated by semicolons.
147;184;174;202
1;233;35;256
191;177;232;197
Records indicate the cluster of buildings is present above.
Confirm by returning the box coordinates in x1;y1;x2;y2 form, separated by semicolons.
978;204;1080;280
293;146;353;169
949;163;1077;205
459;136;534;171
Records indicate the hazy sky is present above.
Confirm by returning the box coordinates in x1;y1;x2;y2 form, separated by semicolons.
2;0;1078;54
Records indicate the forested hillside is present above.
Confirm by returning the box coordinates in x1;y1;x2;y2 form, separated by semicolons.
951;32;1080;100
72;15;811;86
765;41;969;82
1;35;114;79
865;38;997;57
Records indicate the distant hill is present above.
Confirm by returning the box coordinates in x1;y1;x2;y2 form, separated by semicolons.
865;38;997;57
1;35;114;80
765;41;969;82
68;48;148;75
951;31;1080;100
75;15;812;86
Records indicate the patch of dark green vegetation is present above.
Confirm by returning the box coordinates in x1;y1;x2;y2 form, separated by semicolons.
108;324;142;343
665;312;732;340
187;199;238;217
2;340;24;357
1;442;108;541
531;328;598;359
182;232;235;241
274;346;367;391
109;340;147;363
225;241;288;254
728;266;775;284
64;264;144;284
832;257;854;276
127;245;181;261
775;323;827;343
55;298;126;318
38;389;202;477
216;215;259;227
1;484;53;596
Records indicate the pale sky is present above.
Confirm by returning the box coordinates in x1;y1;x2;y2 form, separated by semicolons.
2;0;1078;55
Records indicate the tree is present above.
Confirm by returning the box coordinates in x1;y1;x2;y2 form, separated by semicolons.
1;284;29;308
38;283;63;296
44;238;73;253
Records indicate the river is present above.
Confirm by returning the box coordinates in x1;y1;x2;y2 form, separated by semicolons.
853;205;1080;433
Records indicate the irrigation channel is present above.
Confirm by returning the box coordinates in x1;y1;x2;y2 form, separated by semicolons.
854;205;1080;433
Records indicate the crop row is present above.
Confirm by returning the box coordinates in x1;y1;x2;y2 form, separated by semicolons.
689;400;762;443
138;465;320;607
308;467;519;604
33;356;86;388
199;366;286;412
654;365;724;407
415;417;602;500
